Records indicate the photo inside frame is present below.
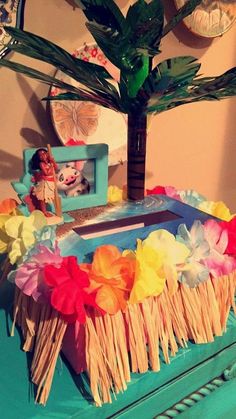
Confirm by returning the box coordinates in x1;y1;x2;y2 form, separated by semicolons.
56;159;94;197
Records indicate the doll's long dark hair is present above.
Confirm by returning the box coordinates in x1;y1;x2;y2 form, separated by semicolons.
30;148;48;171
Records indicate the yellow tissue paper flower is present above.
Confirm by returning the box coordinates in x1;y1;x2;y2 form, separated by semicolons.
144;230;190;265
198;200;234;221
0;214;11;253
124;239;166;304
8;238;25;266
2;210;46;265
107;185;123;204
143;229;190;294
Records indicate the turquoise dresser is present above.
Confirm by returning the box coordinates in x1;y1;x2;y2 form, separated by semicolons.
0;196;236;419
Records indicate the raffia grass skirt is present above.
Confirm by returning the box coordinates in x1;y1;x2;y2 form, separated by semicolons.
12;271;236;406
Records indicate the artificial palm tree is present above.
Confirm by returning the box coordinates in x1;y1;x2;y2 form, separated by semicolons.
1;0;236;200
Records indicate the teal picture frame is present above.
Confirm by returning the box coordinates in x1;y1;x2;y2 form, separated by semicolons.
12;144;108;218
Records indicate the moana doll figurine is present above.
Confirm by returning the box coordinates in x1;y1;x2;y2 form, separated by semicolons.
30;148;58;217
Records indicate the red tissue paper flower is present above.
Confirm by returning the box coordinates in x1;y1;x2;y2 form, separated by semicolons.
146;185;182;201
65;138;86;146
219;216;236;255
146;185;166;195
43;256;98;324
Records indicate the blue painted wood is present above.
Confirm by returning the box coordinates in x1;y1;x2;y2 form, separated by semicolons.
177;378;236;419
110;343;236;418
59;196;214;261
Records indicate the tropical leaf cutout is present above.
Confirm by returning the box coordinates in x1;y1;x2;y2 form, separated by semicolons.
74;0;141;72
5;26;121;102
0;59;83;92
0;58;122;112
44;92;124;113
125;0;164;55
145;65;236;114
137;56;201;106
0;0;236;117
85;21;142;73
74;0;127;32
5;27;111;80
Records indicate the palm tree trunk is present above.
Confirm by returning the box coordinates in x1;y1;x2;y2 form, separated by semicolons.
127;112;147;201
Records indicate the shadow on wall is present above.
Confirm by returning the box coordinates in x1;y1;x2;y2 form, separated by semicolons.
0;150;23;181
16;74;61;149
108;162;127;188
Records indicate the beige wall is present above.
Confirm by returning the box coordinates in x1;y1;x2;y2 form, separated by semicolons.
0;1;236;210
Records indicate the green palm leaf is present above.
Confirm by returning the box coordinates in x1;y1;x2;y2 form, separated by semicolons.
76;0;164;72
45;92;124;113
74;0;135;71
85;21;141;72
192;68;236;96
74;0;127;32
10;41;118;96
5;27;110;79
146;67;236;113
0;58;83;92
0;58;122;112
5;26;120;99
4;26;123;105
1;1;234;118
137;56;201;106
126;0;164;56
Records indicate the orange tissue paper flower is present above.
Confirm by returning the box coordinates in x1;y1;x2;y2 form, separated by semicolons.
0;198;18;215
81;245;135;314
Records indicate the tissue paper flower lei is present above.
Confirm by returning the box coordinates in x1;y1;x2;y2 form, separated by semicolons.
146;185;235;221
107;183;235;221
6;216;236;321
1;196;235;322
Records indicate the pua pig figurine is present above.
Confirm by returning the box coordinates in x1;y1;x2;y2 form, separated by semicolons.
56;163;90;197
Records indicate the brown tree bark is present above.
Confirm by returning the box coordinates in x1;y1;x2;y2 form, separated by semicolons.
127;112;147;201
